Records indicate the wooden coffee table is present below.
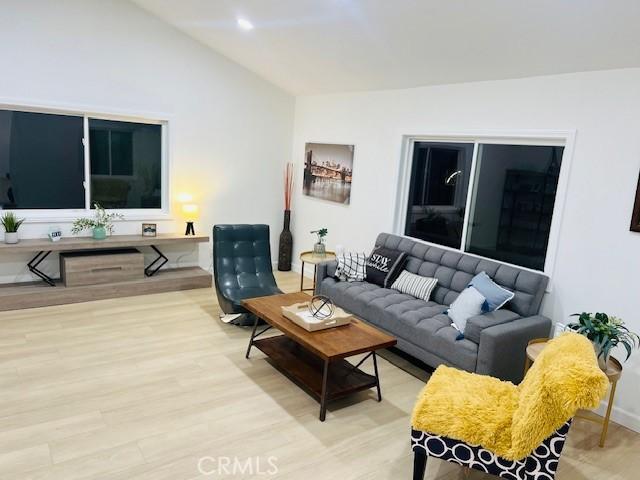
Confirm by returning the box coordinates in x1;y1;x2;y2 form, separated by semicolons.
243;292;397;421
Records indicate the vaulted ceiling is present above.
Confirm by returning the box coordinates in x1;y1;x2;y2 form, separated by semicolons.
133;0;640;95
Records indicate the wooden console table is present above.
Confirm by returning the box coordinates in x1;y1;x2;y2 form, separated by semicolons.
0;234;211;311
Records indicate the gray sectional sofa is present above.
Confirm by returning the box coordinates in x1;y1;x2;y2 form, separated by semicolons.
315;233;552;383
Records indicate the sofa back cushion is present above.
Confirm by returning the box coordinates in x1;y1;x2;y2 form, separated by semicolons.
375;233;548;317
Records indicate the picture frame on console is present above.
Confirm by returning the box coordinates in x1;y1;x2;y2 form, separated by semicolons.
142;223;157;237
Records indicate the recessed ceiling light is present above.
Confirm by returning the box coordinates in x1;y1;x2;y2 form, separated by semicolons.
237;18;254;31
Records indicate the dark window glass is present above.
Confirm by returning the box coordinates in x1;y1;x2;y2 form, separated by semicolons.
405;142;474;248
89;130;109;175
465;144;564;271
0;110;85;209
89;119;161;209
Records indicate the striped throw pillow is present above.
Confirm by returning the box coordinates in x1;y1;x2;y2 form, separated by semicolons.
391;270;438;301
334;252;367;282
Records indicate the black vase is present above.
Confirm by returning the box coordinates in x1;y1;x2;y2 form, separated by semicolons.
278;210;293;271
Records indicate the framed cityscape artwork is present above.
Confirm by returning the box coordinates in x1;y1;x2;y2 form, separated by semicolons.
303;143;354;204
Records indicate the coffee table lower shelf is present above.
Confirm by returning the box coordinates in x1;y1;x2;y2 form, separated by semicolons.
252;335;380;421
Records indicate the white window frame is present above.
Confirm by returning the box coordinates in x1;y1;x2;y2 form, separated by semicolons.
0;98;172;222
394;130;576;280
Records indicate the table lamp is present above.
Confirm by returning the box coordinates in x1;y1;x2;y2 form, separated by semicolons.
182;203;199;236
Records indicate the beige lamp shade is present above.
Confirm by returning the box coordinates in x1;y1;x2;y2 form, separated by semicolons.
182;203;199;221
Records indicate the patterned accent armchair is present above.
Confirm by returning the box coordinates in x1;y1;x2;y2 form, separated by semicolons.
411;421;571;480
213;224;282;326
411;333;608;480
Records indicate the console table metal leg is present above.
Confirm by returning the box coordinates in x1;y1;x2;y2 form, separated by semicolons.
27;251;55;286
145;245;168;277
319;359;330;421
372;351;382;402
299;261;305;291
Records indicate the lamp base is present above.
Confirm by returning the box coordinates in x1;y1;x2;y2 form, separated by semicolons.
185;221;195;236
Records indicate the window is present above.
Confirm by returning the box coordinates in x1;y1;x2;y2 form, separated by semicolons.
89;119;162;209
0;110;85;209
0;106;165;212
405;142;473;248
403;140;565;271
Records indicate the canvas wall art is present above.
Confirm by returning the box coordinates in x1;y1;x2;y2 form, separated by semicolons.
303;143;354;204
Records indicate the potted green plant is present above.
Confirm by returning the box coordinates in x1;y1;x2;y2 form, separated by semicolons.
1;212;25;244
71;203;124;240
566;312;639;370
310;228;328;256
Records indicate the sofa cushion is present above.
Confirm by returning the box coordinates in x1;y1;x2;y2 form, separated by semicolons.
390;270;438;302
468;271;515;312
365;246;407;287
446;286;486;335
334;252;367;282
319;277;478;372
366;295;446;340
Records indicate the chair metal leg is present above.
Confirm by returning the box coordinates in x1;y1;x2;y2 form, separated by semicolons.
413;449;427;480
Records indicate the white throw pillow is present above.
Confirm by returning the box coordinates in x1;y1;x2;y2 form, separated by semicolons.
334;252;367;282
447;286;486;337
391;270;438;302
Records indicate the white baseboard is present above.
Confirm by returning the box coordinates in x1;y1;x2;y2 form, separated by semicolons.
594;400;640;434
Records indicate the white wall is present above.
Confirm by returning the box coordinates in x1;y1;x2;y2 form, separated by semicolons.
0;0;294;282
291;68;640;431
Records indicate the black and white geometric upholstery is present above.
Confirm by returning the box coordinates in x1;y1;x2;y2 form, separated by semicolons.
411;420;572;480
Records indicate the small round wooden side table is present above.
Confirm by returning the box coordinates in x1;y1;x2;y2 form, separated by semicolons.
524;338;622;448
299;251;336;292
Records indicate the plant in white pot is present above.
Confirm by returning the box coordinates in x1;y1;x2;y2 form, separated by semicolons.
1;212;25;244
566;312;639;370
71;203;123;240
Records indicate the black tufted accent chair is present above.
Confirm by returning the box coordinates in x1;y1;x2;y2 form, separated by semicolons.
213;224;282;326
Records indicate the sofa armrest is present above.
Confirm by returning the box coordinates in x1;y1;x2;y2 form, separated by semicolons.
464;309;521;344
475;315;552;384
314;260;338;294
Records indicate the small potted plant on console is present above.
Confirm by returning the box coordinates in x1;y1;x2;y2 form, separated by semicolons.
1;212;25;244
72;203;124;240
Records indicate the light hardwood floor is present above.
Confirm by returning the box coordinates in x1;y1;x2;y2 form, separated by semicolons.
0;271;637;479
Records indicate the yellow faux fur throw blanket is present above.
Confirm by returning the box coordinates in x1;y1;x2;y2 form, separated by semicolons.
411;333;608;460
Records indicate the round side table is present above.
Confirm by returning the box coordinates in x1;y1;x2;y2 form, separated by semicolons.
524;338;622;448
299;251;336;292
